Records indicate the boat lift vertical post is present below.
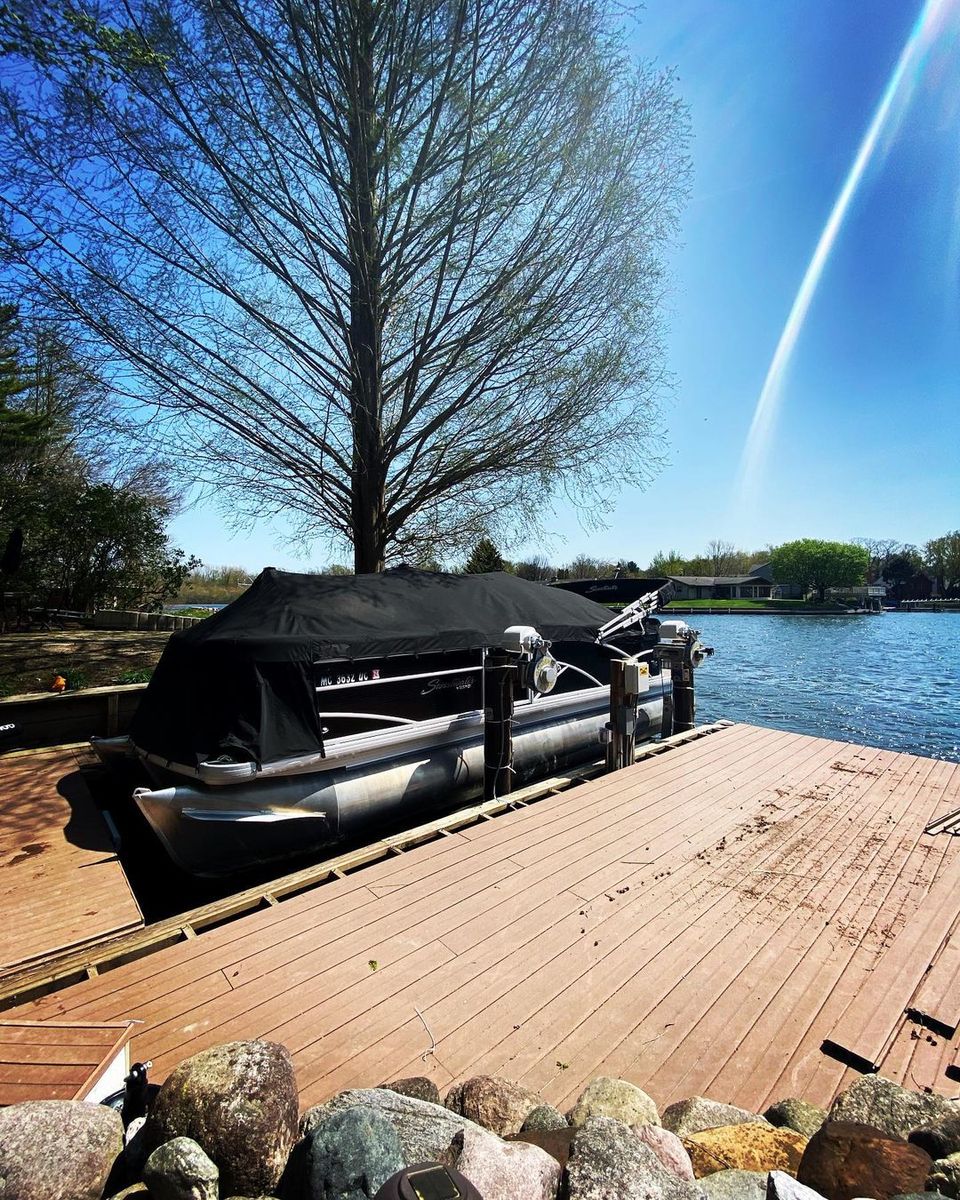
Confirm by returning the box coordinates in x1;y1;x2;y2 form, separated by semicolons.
483;649;516;801
668;645;696;733
606;659;645;772
657;627;707;735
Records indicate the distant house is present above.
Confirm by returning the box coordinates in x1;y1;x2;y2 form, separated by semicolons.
667;563;805;601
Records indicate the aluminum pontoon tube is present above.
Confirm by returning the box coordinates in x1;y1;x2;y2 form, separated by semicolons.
133;692;664;876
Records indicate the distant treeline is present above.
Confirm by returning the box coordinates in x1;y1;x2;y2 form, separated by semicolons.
178;531;960;606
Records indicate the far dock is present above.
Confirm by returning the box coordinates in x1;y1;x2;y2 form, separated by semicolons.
0;745;142;979
2;723;958;1112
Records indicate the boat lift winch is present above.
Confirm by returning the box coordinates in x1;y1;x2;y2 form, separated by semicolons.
482;585;713;798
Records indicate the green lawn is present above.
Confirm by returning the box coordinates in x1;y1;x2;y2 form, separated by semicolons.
664;597;845;611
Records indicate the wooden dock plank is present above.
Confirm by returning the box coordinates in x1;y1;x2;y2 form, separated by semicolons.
662;751;946;1109
907;931;960;1037
0;748;142;975
822;805;960;1071
5;724;959;1114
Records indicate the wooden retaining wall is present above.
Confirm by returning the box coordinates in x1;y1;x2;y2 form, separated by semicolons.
0;684;146;750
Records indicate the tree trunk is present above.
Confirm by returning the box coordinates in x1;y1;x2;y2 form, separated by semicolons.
348;0;386;575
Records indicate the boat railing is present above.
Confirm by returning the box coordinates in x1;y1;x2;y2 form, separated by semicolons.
317;710;417;727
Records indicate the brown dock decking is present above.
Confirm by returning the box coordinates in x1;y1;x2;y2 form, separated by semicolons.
0;1019;136;1105
4;723;960;1113
0;747;143;976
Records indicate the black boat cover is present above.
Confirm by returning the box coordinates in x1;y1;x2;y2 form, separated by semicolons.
130;567;616;768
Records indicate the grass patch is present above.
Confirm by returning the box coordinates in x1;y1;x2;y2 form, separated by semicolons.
664;598;846;611
0;630;171;697
118;667;153;684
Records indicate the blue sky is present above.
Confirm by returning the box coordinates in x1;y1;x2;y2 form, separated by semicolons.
170;0;960;572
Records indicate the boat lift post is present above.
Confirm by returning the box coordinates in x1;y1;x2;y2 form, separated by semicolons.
483;626;559;801
656;620;713;735
606;657;650;772
483;647;516;802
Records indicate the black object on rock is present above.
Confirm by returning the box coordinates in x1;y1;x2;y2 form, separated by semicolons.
373;1163;482;1200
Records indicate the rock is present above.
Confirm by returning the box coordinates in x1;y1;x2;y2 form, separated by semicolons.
305;1106;404;1200
798;1120;933;1200
699;1169;768;1200
444;1075;542;1137
765;1100;828;1139
564;1115;700;1200
301;1088;490;1167
767;1169;830;1200
663;1097;769;1139
910;1116;960;1161
635;1124;696;1181
143;1039;298;1197
454;1123;560;1200
829;1078;959;1142
507;1127;576;1168
521;1104;568;1132
143;1137;219;1200
105;1187;151;1199
682;1124;807;1176
0;1099;123;1200
379;1077;441;1105
928;1153;960;1199
892;1194;952;1200
568;1076;661;1129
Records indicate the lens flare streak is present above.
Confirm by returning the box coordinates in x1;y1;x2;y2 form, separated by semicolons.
738;0;951;501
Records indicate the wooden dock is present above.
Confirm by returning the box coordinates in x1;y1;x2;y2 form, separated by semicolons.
0;746;142;977
4;724;959;1113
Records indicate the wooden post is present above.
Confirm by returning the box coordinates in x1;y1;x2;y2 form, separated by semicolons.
484;651;516;801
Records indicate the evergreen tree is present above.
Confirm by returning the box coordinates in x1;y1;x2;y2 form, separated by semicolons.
464;538;506;574
0;304;50;483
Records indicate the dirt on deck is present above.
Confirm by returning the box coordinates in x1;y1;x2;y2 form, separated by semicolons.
0;630;171;697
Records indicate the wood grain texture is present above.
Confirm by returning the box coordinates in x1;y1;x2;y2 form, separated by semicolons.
5;726;959;1113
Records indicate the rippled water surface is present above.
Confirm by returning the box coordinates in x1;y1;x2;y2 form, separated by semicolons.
688;612;960;762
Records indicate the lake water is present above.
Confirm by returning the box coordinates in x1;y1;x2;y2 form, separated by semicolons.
687;611;960;763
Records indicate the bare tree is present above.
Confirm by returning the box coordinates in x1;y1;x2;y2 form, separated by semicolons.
513;555;555;582
852;537;903;584
0;0;688;571
706;539;737;576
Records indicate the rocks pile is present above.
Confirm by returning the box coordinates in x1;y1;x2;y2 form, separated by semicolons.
0;1043;959;1200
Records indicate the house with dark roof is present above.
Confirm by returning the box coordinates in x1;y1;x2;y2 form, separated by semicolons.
667;563;805;601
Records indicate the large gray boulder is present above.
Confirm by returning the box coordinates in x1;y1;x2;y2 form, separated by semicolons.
564;1115;700;1200
379;1077;440;1106
454;1123;560;1200
0;1099;123;1200
663;1098;768;1139
142;1137;219;1200
143;1040;299;1197
699;1169;768;1200
911;1113;960;1160
305;1107;404;1200
521;1104;568;1133
568;1077;660;1129
829;1077;959;1141
445;1076;543;1137
764;1100;827;1140
301;1088;491;1167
